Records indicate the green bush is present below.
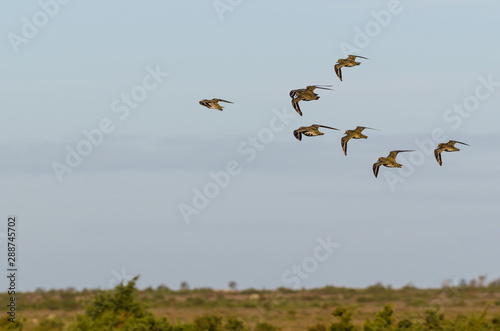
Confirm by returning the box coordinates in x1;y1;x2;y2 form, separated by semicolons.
224;317;247;331
67;275;173;331
329;306;358;331
396;318;413;329
363;304;394;331
0;316;23;330
194;314;223;331
423;309;444;330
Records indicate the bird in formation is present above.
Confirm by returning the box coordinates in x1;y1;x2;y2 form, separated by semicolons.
289;85;333;116
199;54;469;179
199;98;233;111
434;140;469;166
372;150;415;178
340;126;377;156
334;55;368;81
293;124;339;141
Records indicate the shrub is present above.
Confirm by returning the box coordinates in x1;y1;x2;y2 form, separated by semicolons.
224;317;246;331
0;316;23;330
363;304;394;331
329;306;358;331
194;314;223;331
423;309;444;330
67;275;173;331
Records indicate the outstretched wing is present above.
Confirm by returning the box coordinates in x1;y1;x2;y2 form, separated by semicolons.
355;126;377;132
293;129;302;141
348;55;368;60
289;89;300;98
292;98;302;116
315;125;339;131
341;135;351;156
449;140;469;146
434;148;443;166
372;162;382;178
388;150;414;159
216;99;233;104
334;64;343;81
310;85;333;90
199;100;210;108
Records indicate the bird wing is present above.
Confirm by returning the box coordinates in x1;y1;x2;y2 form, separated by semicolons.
199;100;210;108
388;151;400;159
372;162;382;178
348;55;368;60
217;99;233;104
341;135;351;156
315;125;339;131
434;148;443;166
310;85;333;90
388;150;414;159
449;140;469;146
293;129;302;141
292;98;302;116
334;64;343;81
355;126;377;131
434;147;444;166
289;89;300;98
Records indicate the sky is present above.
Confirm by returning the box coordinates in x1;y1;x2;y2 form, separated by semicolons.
0;0;499;292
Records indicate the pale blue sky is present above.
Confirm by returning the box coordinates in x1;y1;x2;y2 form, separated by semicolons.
0;1;499;291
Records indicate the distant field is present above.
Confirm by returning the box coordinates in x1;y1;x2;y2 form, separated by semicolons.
2;282;500;330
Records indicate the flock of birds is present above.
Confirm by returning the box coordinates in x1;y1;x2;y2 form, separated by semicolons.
199;55;469;178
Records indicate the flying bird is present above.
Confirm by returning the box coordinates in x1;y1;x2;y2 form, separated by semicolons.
372;150;414;178
289;85;333;116
434;140;469;166
341;126;377;156
294;124;339;141
199;98;233;111
334;55;368;81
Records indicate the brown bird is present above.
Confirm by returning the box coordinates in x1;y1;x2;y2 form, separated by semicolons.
289;85;333;116
294;124;339;141
373;150;414;178
199;98;233;111
334;55;368;81
434;140;469;166
341;126;377;156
